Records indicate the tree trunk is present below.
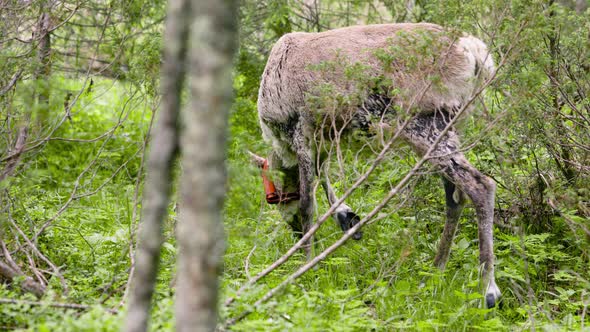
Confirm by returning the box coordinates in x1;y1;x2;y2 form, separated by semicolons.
576;0;588;13
175;0;238;331
35;8;52;125
123;0;190;331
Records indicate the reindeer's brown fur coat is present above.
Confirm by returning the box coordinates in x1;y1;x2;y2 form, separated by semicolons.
258;23;494;166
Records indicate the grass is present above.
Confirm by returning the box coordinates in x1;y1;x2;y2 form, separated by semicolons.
1;77;589;331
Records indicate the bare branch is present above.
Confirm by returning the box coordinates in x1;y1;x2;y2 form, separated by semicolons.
0;260;45;298
0;69;22;96
0;125;28;182
0;298;118;314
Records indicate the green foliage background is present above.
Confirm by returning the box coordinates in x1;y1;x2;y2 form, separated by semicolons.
1;0;589;330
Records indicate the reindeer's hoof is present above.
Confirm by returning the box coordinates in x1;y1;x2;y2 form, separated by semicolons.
486;293;496;308
336;211;362;240
352;231;363;240
485;283;502;308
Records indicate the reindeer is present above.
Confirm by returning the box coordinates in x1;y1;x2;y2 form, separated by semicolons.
251;23;501;308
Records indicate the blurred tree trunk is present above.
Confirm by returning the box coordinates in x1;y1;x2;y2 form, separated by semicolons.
124;0;189;331
125;0;237;330
175;0;238;331
35;3;52;127
576;0;588;13
35;10;51;105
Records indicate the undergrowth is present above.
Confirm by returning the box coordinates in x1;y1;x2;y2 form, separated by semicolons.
2;73;589;331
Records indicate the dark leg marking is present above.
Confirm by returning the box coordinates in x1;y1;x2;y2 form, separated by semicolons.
319;169;362;240
433;177;466;269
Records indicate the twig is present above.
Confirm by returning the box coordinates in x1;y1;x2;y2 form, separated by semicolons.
0;69;23;96
0;125;28;182
0;261;45;298
117;101;156;310
24;251;46;287
0;298;118;314
6;201;68;294
244;245;257;280
0;239;22;273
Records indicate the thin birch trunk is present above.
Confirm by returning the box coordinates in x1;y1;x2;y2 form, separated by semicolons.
175;0;238;331
124;0;190;331
35;9;51;108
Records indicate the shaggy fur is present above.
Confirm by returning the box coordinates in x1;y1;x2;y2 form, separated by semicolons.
259;23;494;165
257;23;501;307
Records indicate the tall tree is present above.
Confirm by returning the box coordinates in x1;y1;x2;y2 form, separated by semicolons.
175;0;238;330
123;0;189;331
124;0;238;331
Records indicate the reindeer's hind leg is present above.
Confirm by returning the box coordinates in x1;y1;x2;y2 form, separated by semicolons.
403;114;501;308
441;154;500;308
433;178;466;269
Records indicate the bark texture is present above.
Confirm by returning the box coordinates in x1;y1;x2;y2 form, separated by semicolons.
123;0;190;331
175;0;238;331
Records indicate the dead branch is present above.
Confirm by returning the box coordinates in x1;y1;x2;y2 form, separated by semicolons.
0;260;45;298
0;298;118;314
0;69;23;96
0;126;28;182
5;201;68;294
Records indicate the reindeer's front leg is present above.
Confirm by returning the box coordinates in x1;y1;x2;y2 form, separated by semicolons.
319;161;362;240
267;152;304;236
293;123;315;260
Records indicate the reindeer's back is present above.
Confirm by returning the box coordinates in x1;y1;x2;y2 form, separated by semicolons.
257;23;494;144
